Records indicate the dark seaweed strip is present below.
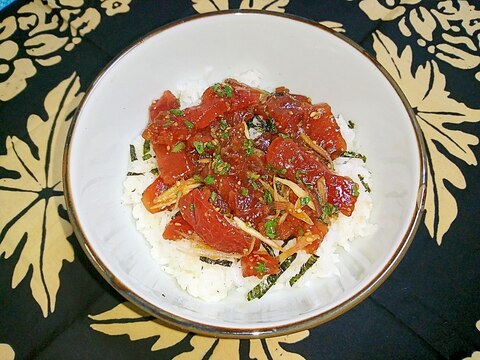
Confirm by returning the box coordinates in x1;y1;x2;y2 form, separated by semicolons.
143;139;152;160
262;243;276;258
127;172;144;176
129;144;137;161
342;151;366;162
289;254;319;286
199;256;233;267
247;253;297;301
358;174;372;192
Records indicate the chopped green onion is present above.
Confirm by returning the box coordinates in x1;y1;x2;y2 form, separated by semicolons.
254;261;269;275
193;174;202;182
295;169;307;184
264;190;273;204
219;119;229;130
265;219;277;239
240;188;249;196
193;141;205;154
143;140;152;160
342;151;367;162
199;256;232;267
212;83;233;98
210;191;218;202
150;168;159;176
171;142;185;153
205;142;215;150
243;138;255;156
220;131;229;139
321;203;339;222
278;133;289;139
300;196;311;206
213;155;231;175
204;175;215;185
184;120;194;129
289;254;319;286
279;168;287;175
352;183;360;197
247;253;297;300
129;144;137;162
189;203;195;211
170;108;184;116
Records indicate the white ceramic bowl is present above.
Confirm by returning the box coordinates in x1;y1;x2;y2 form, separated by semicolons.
64;10;427;338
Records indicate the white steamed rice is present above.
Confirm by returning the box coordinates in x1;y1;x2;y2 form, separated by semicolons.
121;72;377;302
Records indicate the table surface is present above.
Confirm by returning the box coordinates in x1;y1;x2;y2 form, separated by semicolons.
1;1;479;359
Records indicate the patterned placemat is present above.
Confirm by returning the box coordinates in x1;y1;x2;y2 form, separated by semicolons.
0;1;479;359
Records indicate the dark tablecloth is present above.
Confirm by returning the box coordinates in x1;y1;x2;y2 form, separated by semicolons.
1;1;479;359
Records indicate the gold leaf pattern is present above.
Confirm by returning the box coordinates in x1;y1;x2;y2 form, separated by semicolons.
358;0;480;76
0;343;15;360
0;0;131;102
371;30;480;244
0;73;83;316
319;21;346;33
239;0;289;12
192;0;229;13
90;301;308;358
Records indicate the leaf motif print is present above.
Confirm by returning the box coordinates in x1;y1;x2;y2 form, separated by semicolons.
239;0;289;12
192;0;229;13
89;302;189;351
0;73;83;316
372;30;480;244
90;301;309;358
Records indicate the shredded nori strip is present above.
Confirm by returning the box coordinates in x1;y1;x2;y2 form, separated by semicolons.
289;254;319;286
143;140;152;160
127;172;143;176
129;144;137;161
199;256;232;267
347;120;355;129
150;168;159;176
342;151;366;162
262;243;276;258
358;174;371;192
247;253;297;301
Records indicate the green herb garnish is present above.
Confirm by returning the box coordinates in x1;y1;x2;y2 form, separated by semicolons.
150;168;159;176
184;120;194;129
240;188;249;196
170;108;184;116
264;190;273;204
352;183;360;197
213;155;231;175
278;133;289;139
193;141;205;154
321;203;339;222
205;142;215;150
193;174;202;182
300;196;311;206
254;261;269;275
295;169;307;184
243;138;255;156
189;203;195;211
204;175;215;185
265;219;277;239
171;142;185;153
212;83;233;98
163;118;172;128
210;191;218;202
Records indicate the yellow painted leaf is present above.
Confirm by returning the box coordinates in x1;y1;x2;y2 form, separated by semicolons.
0;73;82;316
372;30;480;244
239;0;289;12
192;0;229;13
250;331;309;360
89;302;189;351
90;302;309;358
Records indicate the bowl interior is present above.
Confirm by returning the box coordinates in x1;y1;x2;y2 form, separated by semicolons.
66;12;424;336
